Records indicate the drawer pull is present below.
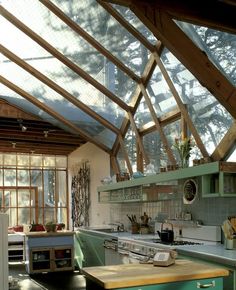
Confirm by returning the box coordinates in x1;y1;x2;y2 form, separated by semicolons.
197;281;216;288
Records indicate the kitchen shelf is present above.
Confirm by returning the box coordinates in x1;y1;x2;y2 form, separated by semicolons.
98;162;236;202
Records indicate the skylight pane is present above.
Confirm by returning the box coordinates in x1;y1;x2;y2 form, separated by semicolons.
51;0;150;77
0;59;116;149
143;131;168;173
177;21;236;86
161;48;233;155
112;4;157;45
0;82;74;134
1;1;136;104
134;96;153;128
146;66;177;116
0;16;125;129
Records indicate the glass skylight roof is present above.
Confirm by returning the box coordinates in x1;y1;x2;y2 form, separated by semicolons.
0;0;235;160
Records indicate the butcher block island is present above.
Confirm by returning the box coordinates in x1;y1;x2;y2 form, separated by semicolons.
82;260;229;290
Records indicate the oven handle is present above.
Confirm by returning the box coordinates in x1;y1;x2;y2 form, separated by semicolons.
129;252;147;260
118;249;129;255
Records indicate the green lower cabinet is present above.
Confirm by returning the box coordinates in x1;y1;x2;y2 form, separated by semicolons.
177;255;235;290
76;231;106;267
86;277;223;290
117;278;222;290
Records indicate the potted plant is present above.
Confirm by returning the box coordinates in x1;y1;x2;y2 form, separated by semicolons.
45;221;57;232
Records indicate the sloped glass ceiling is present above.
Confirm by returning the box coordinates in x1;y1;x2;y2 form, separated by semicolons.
161;48;233;155
51;0;151;76
0;0;235;165
0;17;125;128
177;21;236;86
112;4;157;45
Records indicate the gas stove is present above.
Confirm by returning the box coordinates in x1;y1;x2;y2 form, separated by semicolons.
147;239;203;246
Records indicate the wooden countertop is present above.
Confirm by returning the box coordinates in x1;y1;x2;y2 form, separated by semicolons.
82;260;229;289
25;230;75;238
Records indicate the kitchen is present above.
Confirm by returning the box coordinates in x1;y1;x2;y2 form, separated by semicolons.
1;0;236;289
72;161;236;290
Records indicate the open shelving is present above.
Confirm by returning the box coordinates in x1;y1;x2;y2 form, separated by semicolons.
98;162;236;203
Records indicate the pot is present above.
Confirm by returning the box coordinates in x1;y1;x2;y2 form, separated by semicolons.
157;222;174;243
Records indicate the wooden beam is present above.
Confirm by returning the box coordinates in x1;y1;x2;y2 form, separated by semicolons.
112;49;159;156
211;120;236;161
40;0;140;83
0;99;41;120
0;5;130;112
0;76;112;153
127;111;149;165
97;0;156;52
153;52;209;157
130;5;236;119
110;155;120;175
139;83;176;165
0;44;119;135
118;134;133;175
102;0;236;34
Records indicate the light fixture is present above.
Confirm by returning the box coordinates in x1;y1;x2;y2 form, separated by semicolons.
12;142;16;148
17;119;27;132
44;130;49;138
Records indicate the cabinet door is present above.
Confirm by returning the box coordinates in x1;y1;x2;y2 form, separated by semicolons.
78;233;106;267
115;278;223;290
30;248;51;273
53;246;74;271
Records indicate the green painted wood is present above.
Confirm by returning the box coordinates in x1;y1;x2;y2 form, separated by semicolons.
77;232;106;267
178;255;235;290
98;162;220;192
98;161;236;201
86;277;223;290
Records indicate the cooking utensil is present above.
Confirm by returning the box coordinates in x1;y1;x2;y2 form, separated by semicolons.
157;222;174;243
228;216;236;232
222;219;234;239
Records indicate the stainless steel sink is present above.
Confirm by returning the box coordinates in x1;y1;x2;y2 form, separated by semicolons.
94;228;125;233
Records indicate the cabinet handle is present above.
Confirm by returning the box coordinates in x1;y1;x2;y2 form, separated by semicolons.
197;281;215;288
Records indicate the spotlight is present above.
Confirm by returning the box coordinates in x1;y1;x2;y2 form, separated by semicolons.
20;124;27;132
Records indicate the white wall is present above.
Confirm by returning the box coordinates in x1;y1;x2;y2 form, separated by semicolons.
68;142;111;227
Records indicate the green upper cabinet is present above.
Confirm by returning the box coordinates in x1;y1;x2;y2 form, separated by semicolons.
97;162;236;203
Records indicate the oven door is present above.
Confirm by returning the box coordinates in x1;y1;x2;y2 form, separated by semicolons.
104;239;119;266
117;249;130;264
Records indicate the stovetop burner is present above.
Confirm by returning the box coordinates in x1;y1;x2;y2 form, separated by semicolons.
151;239;203;245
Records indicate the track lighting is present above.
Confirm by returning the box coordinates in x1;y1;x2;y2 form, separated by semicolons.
17;119;27;132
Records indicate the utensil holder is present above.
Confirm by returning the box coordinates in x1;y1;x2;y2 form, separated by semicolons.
131;223;139;234
225;239;234;250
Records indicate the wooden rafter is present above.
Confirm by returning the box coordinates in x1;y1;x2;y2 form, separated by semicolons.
112;49;159;156
0;5;130;112
130;5;236;119
97;0;156;52
139;83;176;165
101;0;236;34
153;52;209;157
127;111;149;165
40;0;140;83
110;155;120;175
118;134;133;175
211;120;236;161
139;107;181;136
0;76;111;154
0;44;119;135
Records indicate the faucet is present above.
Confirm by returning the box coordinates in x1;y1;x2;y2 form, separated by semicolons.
108;222;125;232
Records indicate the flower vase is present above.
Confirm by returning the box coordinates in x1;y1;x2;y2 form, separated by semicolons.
180;157;189;168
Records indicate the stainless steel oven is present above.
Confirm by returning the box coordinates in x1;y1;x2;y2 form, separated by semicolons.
104;238;120;265
118;239;157;264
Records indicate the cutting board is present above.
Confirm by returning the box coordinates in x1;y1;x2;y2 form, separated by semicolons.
82;260;228;289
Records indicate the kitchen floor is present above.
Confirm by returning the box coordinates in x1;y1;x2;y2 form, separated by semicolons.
9;262;86;290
